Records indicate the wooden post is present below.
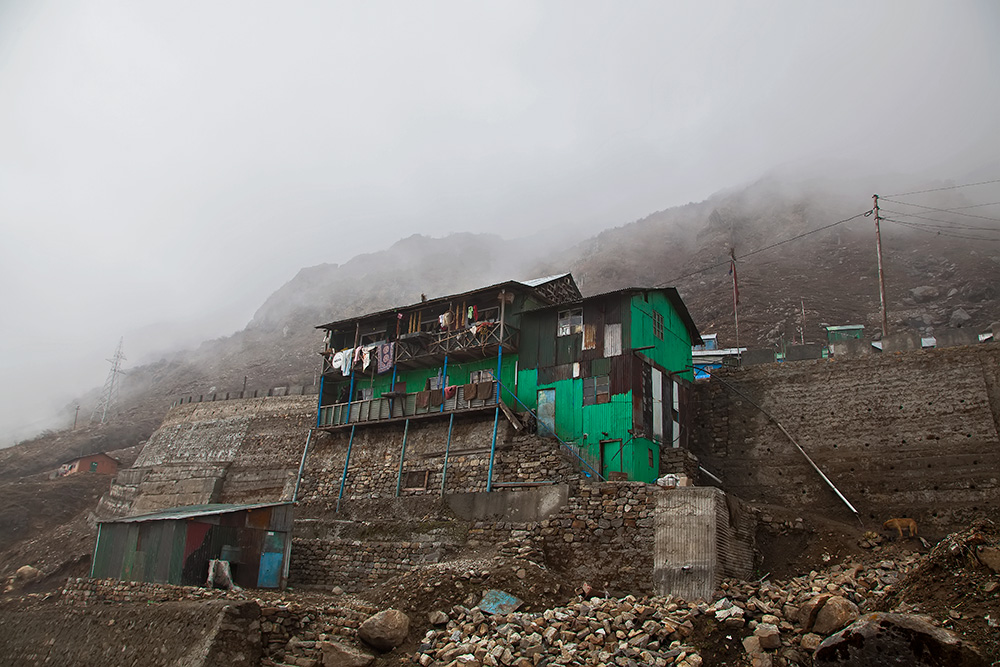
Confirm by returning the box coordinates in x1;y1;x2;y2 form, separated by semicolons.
873;194;889;338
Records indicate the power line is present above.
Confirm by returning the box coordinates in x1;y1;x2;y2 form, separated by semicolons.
882;218;1000;243
880;209;1000;232
882;178;1000;198
658;210;871;286
880;198;1000;223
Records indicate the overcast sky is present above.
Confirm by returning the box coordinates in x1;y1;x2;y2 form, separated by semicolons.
1;1;998;443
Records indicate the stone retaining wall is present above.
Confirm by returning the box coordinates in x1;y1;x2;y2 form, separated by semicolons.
690;343;1000;530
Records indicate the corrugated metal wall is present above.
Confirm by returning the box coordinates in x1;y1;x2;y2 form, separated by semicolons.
653;487;720;602
653;487;755;601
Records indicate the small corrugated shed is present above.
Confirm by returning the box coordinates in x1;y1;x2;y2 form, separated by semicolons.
91;502;294;589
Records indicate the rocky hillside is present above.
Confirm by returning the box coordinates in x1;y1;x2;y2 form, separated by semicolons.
29;173;1000;454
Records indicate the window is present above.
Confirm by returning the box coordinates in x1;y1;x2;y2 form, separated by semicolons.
583;375;610;406
648;449;655;468
653;311;664;340
403;470;430;490
470;369;494;383
557;308;583;337
357;387;374;400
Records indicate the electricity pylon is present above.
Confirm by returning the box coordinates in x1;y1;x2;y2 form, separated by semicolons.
91;338;126;425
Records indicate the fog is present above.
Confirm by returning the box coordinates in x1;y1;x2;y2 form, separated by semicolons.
1;1;998;444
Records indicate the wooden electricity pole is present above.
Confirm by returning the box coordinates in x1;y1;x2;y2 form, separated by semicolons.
873;194;889;338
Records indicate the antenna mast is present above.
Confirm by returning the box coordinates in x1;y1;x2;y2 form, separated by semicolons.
91;338;126;425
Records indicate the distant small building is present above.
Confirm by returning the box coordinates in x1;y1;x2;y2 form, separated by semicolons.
91;502;294;589
824;325;864;342
58;452;119;477
692;334;744;380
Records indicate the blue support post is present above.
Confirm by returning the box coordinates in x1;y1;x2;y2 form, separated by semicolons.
487;406;500;492
439;355;449;413
395;419;410;496
441;413;454;495
335;425;356;512
315;376;325;427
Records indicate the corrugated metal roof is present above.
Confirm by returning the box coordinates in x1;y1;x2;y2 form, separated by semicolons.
825;325;864;331
518;273;570;287
316;276;574;331
102;501;293;524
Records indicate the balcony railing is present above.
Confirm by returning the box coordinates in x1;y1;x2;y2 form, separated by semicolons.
318;381;499;428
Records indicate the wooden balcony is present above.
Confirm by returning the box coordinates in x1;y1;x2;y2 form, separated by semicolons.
318;381;500;429
322;324;519;375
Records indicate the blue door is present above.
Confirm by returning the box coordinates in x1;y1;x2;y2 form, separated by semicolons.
536;389;555;436
257;531;284;588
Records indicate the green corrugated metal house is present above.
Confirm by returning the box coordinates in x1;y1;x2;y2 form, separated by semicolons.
315;275;700;484
91;502;294;589
516;287;701;482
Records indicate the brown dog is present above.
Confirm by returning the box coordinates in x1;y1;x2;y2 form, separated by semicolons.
883;518;918;538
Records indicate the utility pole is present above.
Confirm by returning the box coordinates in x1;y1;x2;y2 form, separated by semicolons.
730;248;740;358
873;194;889;338
800;299;806;345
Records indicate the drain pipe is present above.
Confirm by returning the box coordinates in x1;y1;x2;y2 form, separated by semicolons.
292;429;314;503
696;365;860;519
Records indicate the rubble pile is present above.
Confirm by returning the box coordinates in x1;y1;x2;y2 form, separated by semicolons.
409;550;929;667
414;595;704;667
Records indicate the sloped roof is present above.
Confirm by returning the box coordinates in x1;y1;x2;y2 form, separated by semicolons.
101;501;293;524
317;274;579;332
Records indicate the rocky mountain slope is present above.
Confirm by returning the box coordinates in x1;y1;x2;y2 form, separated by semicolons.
26;172;1000;462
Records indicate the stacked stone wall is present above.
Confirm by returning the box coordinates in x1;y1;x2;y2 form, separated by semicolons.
690;343;1000;530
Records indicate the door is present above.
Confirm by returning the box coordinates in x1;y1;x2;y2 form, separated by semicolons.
257;531;284;588
601;439;625;479
536;389;555;436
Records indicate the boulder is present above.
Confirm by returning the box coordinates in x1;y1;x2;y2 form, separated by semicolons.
910;286;939;302
320;640;375;667
950;308;972;327
812;596;859;635
976;546;1000;574
754;622;781;650
814;613;985;666
427;610;449;626
13;565;41;583
357;609;410;652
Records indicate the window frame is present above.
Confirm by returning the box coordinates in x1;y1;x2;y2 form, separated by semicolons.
557;308;584;337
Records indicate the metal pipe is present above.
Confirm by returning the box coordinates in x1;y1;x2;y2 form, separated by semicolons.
441;412;454;495
695;365;860;518
335;425;356;513
395;419;410;496
487;405;500;492
292;429;314;503
440;354;449;413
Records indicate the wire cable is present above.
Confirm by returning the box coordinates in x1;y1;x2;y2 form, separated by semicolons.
882;218;1000;243
880;198;1000;223
882;178;1000;198
880;209;1000;232
657;209;872;286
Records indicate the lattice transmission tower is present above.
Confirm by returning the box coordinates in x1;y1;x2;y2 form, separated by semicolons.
91;337;126;425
